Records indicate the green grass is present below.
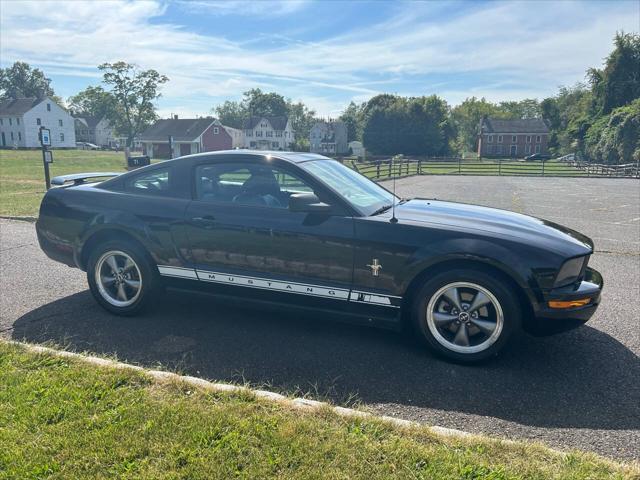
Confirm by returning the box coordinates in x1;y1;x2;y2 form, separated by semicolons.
0;149;129;217
1;342;637;479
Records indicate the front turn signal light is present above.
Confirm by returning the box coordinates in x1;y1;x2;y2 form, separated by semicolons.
548;298;591;309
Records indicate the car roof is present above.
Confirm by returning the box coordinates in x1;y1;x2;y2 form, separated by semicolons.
176;150;332;164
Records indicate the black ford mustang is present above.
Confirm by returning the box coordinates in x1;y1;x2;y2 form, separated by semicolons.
37;151;603;362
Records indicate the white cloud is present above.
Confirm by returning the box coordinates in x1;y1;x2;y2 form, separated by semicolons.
1;0;637;116
177;0;309;16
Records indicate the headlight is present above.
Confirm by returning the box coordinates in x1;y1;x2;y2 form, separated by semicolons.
554;256;588;287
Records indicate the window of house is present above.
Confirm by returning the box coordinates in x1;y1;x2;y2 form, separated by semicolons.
536;135;541;143
36;118;41;126
246;130;252;137
16;118;20;125
250;141;257;147
126;168;172;196
60;133;64;142
213;127;219;134
8;118;12;126
10;132;14;140
256;131;262;137
0;118;3;125
18;132;22;141
526;135;532;143
496;145;503;154
261;122;267;128
58;119;63;127
272;142;279;148
512;135;517;142
47;103;51;111
498;135;503;143
266;131;273;137
275;131;282;137
535;145;541;153
525;145;531;154
488;135;493;143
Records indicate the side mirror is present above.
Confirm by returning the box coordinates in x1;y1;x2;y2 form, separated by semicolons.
289;193;331;214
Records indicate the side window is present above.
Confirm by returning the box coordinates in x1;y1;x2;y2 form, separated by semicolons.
195;163;313;208
126;168;172;196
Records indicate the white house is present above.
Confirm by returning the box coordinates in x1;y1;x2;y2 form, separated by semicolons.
243;116;294;150
0;95;76;148
310;120;348;155
74;116;120;147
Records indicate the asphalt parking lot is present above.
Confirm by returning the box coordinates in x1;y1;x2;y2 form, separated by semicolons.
1;175;639;460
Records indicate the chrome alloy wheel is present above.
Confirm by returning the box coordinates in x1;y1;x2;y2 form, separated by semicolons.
95;250;142;308
426;282;504;354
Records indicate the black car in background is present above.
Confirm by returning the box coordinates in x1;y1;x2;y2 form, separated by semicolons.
524;153;551;161
36;151;603;363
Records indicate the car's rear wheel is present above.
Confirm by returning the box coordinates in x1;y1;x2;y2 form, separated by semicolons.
411;269;521;363
87;239;160;315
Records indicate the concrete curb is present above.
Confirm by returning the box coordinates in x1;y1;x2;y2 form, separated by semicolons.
0;215;37;223
12;341;484;443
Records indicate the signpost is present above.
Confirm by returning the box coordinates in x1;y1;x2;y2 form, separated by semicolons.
168;135;174;159
39;127;52;189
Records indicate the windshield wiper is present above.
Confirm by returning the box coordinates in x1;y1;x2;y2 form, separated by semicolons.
370;204;393;216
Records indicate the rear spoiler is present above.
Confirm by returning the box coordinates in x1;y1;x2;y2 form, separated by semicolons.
51;172;122;186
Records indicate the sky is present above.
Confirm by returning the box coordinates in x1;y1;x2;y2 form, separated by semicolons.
1;0;638;118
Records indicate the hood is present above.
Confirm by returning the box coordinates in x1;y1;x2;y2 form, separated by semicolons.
384;199;593;255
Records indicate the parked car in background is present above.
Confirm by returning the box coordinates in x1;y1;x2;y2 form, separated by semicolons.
76;142;100;150
36;151;603;363
525;153;551;161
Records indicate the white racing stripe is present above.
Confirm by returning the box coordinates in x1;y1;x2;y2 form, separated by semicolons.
158;265;399;307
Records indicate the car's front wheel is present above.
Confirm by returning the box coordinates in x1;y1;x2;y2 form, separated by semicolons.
411;269;521;363
87;240;160;315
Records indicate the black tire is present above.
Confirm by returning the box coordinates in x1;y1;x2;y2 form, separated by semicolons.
411;268;522;363
86;239;160;316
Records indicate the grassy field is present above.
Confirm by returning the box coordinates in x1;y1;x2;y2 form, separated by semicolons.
1;342;637;480
0;149;129;217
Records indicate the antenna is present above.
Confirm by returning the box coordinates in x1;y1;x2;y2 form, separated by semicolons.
390;155;398;224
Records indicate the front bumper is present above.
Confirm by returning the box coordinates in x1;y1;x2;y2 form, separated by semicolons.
528;267;603;336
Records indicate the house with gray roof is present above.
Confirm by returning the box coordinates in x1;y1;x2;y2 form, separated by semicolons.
0;94;75;148
243;115;294;150
477;117;550;157
310;120;348;155
139;116;241;159
74;115;122;147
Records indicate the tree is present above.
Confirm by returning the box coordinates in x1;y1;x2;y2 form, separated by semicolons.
214;100;246;129
584;98;640;164
588;32;640;115
339;101;364;142
99;62;168;147
498;99;541;119
286;99;316;143
0;61;56;100
450;97;506;153
243;88;288;117
67;86;115;118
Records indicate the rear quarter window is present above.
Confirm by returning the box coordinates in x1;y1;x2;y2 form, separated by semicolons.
125;168;173;196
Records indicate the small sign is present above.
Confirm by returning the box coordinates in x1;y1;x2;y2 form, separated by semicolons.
44;150;53;164
40;128;51;146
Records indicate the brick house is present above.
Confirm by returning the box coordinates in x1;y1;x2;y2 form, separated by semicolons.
140;117;240;159
477;118;550;157
243;116;294;150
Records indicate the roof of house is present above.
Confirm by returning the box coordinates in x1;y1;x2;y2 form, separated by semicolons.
243;115;289;130
481;118;549;134
0;96;43;115
75;116;103;128
139;118;218;142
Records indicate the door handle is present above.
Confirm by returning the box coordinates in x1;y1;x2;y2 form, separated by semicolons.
190;215;216;227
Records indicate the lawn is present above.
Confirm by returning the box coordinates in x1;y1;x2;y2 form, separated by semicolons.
1;341;637;479
0;149;130;217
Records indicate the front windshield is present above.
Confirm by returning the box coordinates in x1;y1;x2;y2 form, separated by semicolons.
302;160;397;216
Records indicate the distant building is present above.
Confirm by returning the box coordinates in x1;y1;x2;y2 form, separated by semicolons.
0;94;76;148
74;116;120;147
310;120;348;155
243;116;293;150
348;140;365;158
140;117;237;159
477;118;550;157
